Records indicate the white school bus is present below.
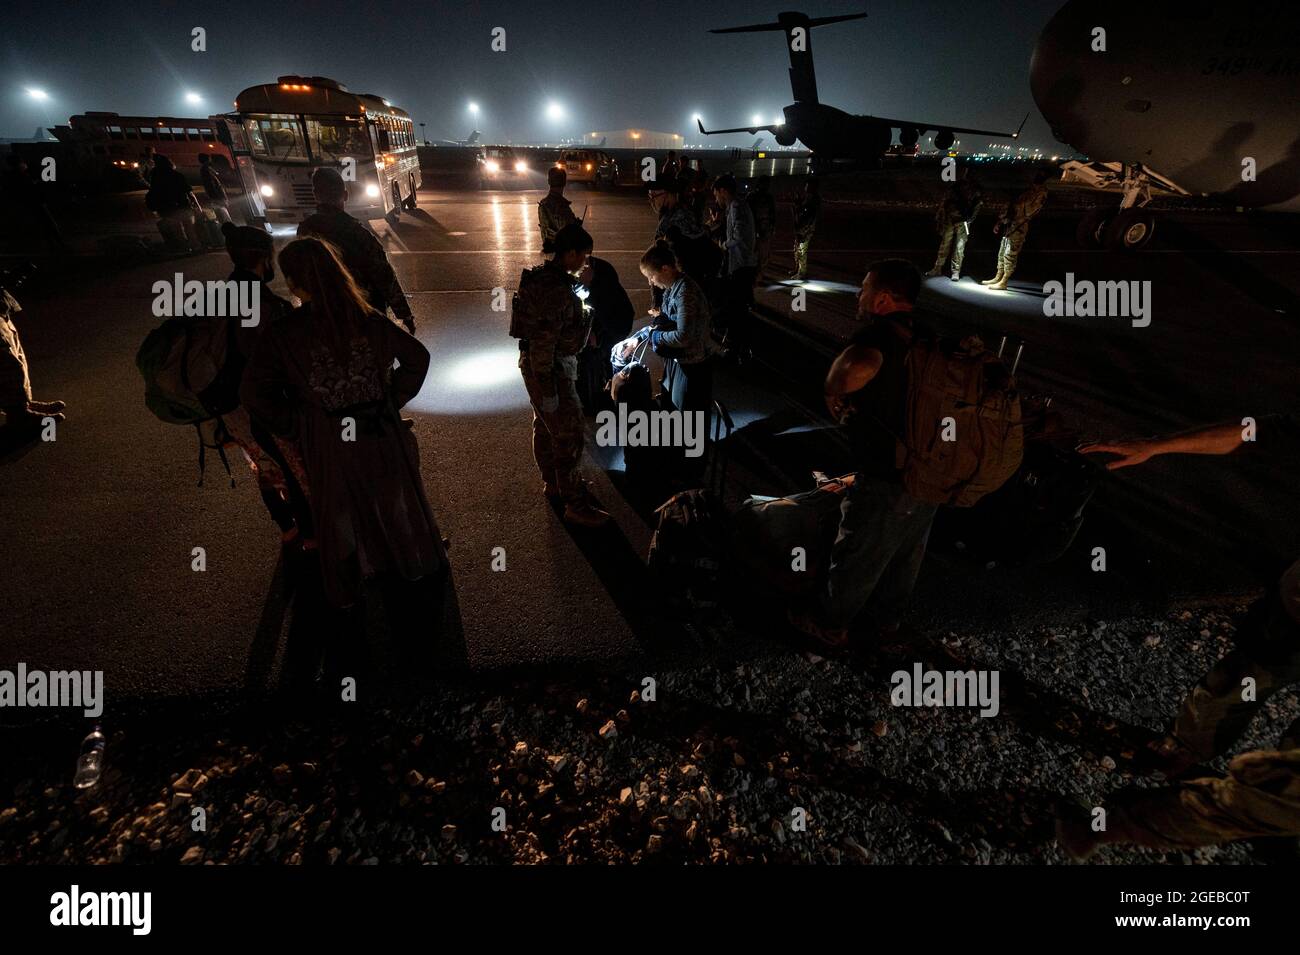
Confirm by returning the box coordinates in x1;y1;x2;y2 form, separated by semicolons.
218;75;420;225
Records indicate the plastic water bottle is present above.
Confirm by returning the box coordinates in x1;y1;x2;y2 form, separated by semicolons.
73;725;105;790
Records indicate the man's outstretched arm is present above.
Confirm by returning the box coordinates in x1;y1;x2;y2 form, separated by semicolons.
1081;421;1251;470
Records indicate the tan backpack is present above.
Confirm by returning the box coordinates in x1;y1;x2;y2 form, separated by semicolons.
898;335;1023;507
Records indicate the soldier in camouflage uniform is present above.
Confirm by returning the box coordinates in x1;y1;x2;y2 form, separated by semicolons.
792;178;821;281
538;167;576;254
984;171;1049;290
515;222;609;527
926;174;982;281
296;167;415;332
1059;415;1300;855
1;285;65;433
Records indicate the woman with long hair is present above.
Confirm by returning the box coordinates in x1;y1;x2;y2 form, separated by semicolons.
241;237;446;612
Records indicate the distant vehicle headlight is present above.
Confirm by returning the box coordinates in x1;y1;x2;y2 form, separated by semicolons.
514;160;527;172
365;183;381;198
585;163;592;171
484;159;500;173
259;184;274;197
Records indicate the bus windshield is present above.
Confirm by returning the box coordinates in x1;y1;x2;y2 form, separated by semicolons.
305;117;372;161
244;114;309;162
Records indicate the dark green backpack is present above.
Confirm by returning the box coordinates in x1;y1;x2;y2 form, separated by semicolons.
136;317;244;484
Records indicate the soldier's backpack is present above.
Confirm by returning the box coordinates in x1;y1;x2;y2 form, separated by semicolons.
509;266;547;340
897;335;1023;507
729;473;857;596
135;317;242;485
647;488;729;615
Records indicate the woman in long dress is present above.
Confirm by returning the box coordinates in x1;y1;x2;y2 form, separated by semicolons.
241;237;446;610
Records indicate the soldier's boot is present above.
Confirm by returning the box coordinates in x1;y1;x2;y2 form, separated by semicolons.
980;270;1005;286
949;268;962;282
563;498;610;528
924;260;945;278
988;271;1012;290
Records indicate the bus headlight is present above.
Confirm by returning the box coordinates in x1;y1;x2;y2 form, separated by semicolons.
259;184;274;197
514;160;527;172
365;183;381;198
484;160;500;173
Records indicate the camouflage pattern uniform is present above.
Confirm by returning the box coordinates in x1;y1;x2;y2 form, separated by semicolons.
1079;745;1300;852
296;208;415;330
929;181;983;278
793;192;822;279
517;260;591;502
0;289;31;414
990;183;1046;286
537;192;576;254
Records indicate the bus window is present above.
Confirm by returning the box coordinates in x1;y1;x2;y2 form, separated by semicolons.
138;126;156;140
108;125;124;140
375;124;391;152
305;117;371;161
186;128;200;138
170;127;186;138
199;128;215;142
245;115;308;162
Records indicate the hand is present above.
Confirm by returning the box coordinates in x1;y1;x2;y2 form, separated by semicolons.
540;394;559;415
826;394;852;423
577;264;593;287
1078;439;1157;470
647;307;661;319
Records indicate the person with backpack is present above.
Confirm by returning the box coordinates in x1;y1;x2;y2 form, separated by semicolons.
512;222;611;528
214;223;311;554
240;237;445;610
789;259;936;650
144;155;205;254
296;167;415;333
197;154;233;226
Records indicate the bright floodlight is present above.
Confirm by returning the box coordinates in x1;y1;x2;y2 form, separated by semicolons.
185;92;203;105
545;101;564;121
751;113;763;126
468;101;480;114
691;112;702;123
26;88;49;101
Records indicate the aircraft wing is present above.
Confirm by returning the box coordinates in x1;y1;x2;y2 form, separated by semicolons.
697;118;779;136
870;112;1029;140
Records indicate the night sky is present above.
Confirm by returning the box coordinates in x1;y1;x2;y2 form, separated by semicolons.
2;0;1064;148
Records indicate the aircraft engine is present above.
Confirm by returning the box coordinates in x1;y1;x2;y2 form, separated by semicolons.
775;128;796;146
933;129;955;151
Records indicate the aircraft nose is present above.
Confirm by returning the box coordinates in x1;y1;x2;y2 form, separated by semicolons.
1029;0;1096;146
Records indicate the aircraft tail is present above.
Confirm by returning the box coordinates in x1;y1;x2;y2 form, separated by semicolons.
464;130;481;145
710;10;867;105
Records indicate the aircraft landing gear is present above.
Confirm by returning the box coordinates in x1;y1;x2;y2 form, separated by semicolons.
1072;161;1170;251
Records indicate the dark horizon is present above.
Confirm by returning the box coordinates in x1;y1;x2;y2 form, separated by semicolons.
2;0;1064;149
